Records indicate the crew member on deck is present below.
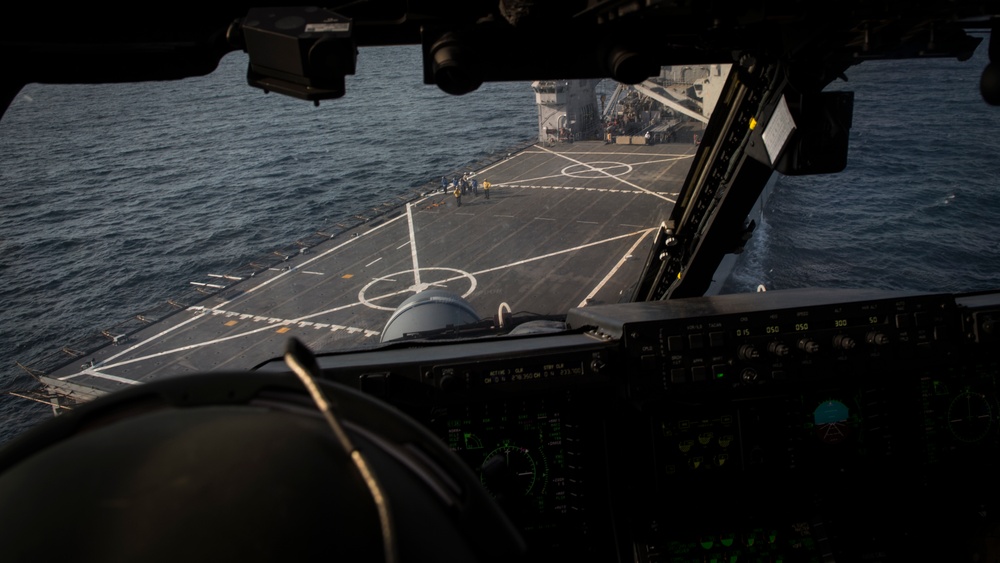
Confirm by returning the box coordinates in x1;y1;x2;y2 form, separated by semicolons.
483;180;491;200
454;186;462;207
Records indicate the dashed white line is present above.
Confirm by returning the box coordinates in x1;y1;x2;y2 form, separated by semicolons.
504;183;667;195
522;149;693;157
61;306;383;379
365;258;382;267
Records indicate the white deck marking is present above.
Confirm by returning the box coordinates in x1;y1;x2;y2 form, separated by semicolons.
303;271;324;275
352;232;655;311
468;228;654;277
348;229;655;304
358;267;477;311
533;144;676;203
224;207;413;304
406;202;421;288
63;303;381;376
58;186;658;383
502;172;569;184
59;310;213;379
561;161;634;179
504;184;670;195
578;229;653;307
365;257;382;267
627;155;695;167
198;306;378;336
56;203;425;381
519;150;693;166
73;370;143;385
396;242;409;250
522;149;693;157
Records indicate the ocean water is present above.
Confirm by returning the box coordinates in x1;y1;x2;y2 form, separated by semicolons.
2;40;1000;446
724;36;1000;294
0;45;539;443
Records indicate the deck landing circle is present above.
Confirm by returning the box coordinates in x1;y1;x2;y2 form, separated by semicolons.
358;267;479;311
561;161;633;179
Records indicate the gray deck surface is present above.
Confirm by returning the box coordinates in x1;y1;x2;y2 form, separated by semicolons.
43;140;695;398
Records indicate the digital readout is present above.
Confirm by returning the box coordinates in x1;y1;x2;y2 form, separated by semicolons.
481;362;585;385
732;315;885;338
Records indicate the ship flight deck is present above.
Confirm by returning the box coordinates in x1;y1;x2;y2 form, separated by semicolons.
40;140;695;400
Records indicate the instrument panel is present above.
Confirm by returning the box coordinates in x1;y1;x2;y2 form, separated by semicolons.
301;287;1000;562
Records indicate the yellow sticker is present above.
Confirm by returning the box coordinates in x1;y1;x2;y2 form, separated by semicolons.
277;327;291;334
224;320;238;327
342;274;354;279
749;117;758;130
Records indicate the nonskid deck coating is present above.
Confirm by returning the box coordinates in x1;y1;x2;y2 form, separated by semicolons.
42;140;696;399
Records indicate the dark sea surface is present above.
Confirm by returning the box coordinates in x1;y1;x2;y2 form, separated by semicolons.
724;35;1000;294
2;40;1000;445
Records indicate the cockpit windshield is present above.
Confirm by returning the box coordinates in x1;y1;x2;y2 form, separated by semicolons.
2;46;720;417
3;21;1000;435
4;6;1000;561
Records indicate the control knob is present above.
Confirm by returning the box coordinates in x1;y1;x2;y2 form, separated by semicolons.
798;338;820;354
832;335;856;350
768;341;790;357
738;344;760;361
866;331;889;346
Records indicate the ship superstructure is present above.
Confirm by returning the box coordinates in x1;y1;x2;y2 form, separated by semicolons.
531;78;602;142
